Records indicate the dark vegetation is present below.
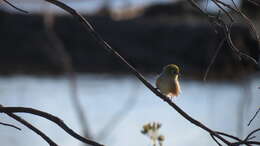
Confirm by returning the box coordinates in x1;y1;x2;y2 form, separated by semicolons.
0;9;258;80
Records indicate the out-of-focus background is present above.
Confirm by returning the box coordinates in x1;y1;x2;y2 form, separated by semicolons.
0;0;259;146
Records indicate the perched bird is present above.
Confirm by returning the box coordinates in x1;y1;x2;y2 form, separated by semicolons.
156;64;181;99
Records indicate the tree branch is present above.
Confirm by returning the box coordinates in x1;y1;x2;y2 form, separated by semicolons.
2;0;28;13
0;121;21;130
0;105;104;146
6;113;58;146
246;0;260;7
203;38;225;81
215;0;259;43
210;134;222;146
245;128;260;141
187;0;258;65
248;108;260;126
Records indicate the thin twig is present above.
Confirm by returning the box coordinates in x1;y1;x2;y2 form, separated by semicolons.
188;0;258;65
2;0;28;13
247;136;256;141
245;128;260;141
188;0;212;18
216;131;243;142
210;134;222;146
43;0;232;145
215;0;260;43
238;9;260;43
212;0;234;22
230;0;239;10
0;121;21;130
6;113;58;146
232;140;260;145
216;131;252;146
214;0;239;12
221;21;258;64
246;0;260;7
0;106;104;146
203;38;225;81
248;108;260;126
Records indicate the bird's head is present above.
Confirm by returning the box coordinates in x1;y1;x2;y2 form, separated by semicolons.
163;64;180;76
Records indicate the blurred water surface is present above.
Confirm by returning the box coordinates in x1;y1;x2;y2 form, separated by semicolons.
0;74;259;146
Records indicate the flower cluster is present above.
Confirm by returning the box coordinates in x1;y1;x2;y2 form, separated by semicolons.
141;122;165;146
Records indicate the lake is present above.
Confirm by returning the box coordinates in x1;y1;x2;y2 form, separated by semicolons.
0;74;259;146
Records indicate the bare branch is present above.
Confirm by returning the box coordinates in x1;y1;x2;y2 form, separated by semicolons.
203;38;225;81
187;0;213;18
248;108;260;126
232;141;260;145
214;0;260;44
245;128;260;141
6;113;58;146
210;134;222;146
216;131;243;142
2;0;28;13
0;121;21;130
230;0;239;10
216;131;252;146
0;106;104;146
212;0;234;22
246;0;260;7
187;0;258;65
220;21;258;64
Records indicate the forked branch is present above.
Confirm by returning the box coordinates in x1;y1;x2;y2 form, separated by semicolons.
0;105;104;146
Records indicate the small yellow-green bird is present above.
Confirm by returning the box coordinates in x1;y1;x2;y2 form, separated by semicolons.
156;64;181;99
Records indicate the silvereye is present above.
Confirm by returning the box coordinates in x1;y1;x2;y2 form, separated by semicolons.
156;64;181;99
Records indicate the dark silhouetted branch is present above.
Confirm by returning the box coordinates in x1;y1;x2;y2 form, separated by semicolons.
203;38;225;81
232;141;260;145
0;121;21;130
216;131;254;146
0;106;104;146
6;112;58;146
248;108;260;126
210;134;222;146
216;131;244;142
212;0;234;22
218;19;257;65
216;0;259;43
187;0;258;65
2;0;28;13
245;128;260;141
246;0;260;7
